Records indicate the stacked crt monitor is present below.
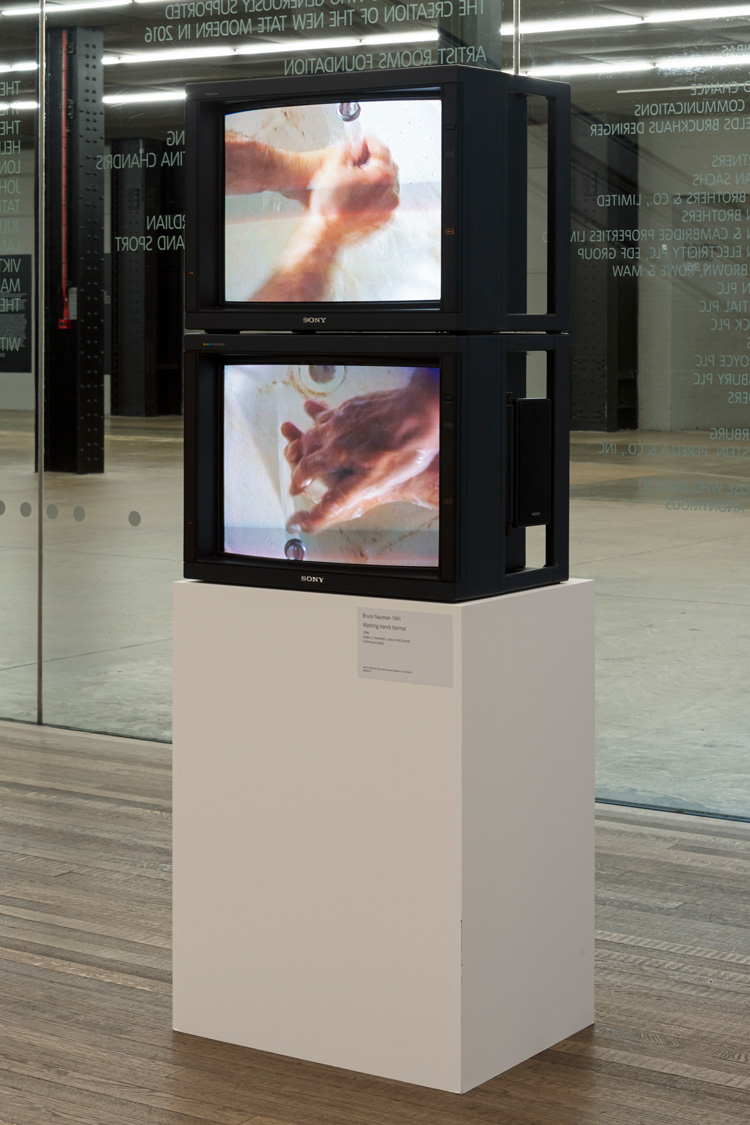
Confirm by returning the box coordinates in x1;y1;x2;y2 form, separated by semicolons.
184;66;571;602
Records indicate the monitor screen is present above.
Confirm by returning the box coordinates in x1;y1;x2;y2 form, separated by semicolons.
224;98;442;304
223;362;441;567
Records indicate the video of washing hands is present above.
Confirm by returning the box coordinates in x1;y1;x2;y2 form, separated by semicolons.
223;362;441;567
224;99;442;304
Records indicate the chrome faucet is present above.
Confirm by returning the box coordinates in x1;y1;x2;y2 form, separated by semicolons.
337;102;361;122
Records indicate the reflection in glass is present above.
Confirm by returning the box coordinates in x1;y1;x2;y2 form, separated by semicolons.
0;6;39;723
32;0;479;739
522;0;750;817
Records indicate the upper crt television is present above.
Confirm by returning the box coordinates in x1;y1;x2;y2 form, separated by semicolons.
184;66;571;334
184;333;569;602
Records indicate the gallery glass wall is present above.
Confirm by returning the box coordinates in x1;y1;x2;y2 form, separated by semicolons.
0;2;39;725
0;1;748;816
522;1;750;818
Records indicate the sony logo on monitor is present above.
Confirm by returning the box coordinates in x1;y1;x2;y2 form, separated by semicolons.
302;316;326;324
301;575;324;583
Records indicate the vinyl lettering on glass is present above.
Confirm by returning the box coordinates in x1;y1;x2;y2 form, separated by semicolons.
576;88;750;516
0;87;33;376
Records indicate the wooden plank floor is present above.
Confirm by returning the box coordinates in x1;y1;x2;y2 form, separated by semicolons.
0;720;749;1124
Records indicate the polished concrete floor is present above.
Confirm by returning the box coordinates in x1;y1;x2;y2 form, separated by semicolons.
0;411;182;741
570;431;750;819
2;719;750;1124
1;411;749;817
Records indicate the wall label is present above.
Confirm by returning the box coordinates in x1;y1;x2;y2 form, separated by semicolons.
358;607;453;687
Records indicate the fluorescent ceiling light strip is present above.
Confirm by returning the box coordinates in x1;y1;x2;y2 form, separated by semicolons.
529;50;750;78
618;84;706;94
527;61;654;78
103;29;438;68
357;30;439;45
3;0;130;13
500;4;750;36
0;99;38;109
103;89;186;104
235;29;440;56
105;46;233;65
235;37;360;56
644;4;750;22
657;52;750;70
501;15;641;36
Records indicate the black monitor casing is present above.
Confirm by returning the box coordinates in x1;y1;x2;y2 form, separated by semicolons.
184;66;571;334
184;333;569;603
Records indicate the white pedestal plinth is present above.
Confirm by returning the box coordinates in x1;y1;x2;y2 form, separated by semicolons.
173;580;594;1094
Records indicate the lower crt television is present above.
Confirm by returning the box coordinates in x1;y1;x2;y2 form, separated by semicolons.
184;333;569;602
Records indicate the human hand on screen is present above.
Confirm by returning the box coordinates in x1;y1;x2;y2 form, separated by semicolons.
224;134;334;202
279;371;440;534
247;135;400;302
306;136;400;244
